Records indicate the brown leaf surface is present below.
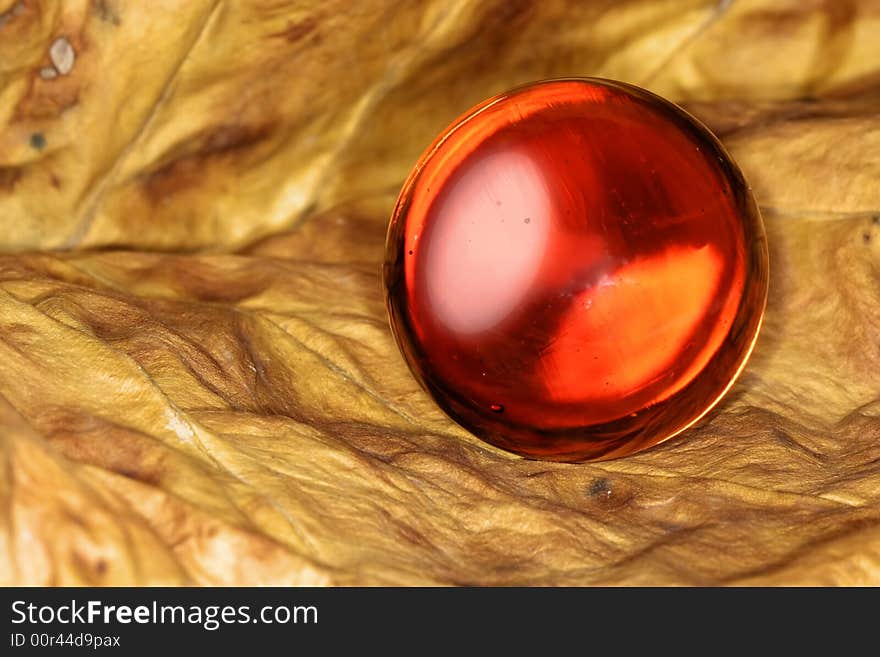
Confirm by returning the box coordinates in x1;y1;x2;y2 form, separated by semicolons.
1;0;879;585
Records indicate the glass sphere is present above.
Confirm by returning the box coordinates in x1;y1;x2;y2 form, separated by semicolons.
384;78;768;462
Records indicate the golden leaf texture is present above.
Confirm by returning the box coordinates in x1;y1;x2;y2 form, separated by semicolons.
1;0;879;585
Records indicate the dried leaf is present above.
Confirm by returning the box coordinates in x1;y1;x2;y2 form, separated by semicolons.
0;0;878;585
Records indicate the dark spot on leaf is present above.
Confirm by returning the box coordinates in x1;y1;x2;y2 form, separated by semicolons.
142;122;275;204
92;0;121;25
394;521;430;548
476;0;535;50
271;17;318;43
524;217;530;224
13;82;80;122
770;427;825;462
30;133;46;150
0;166;22;192
589;478;611;497
864;233;872;244
0;1;24;28
115;467;161;485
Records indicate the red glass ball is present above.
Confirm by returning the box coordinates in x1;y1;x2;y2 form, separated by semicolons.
384;78;768;462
